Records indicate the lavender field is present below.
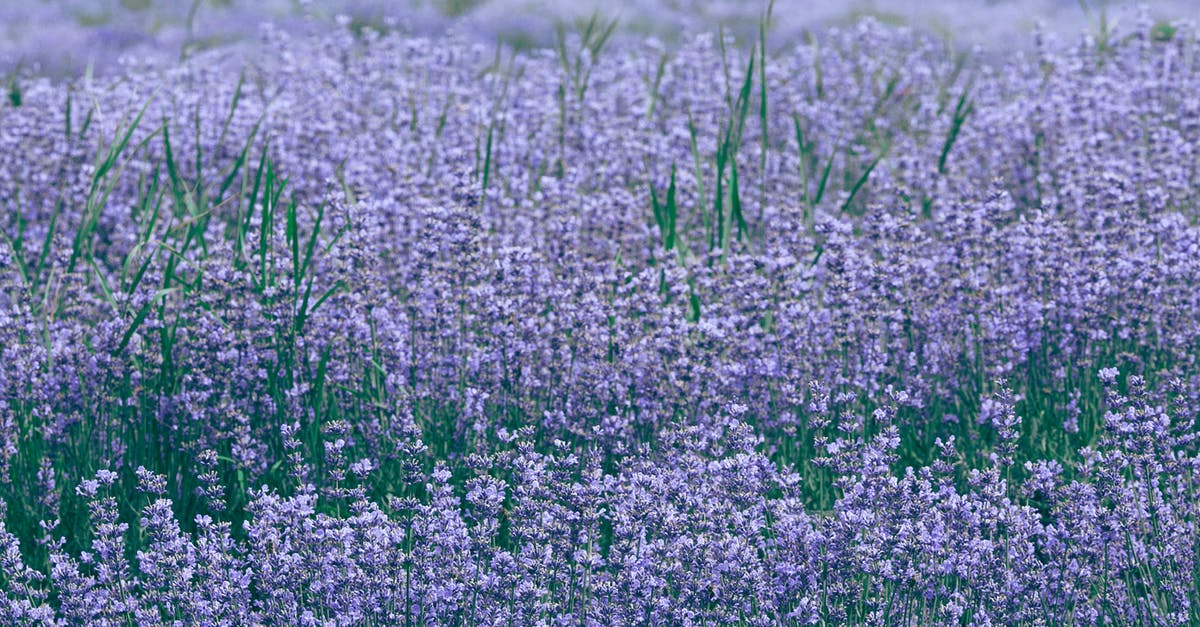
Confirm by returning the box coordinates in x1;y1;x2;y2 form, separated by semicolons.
3;1;1200;624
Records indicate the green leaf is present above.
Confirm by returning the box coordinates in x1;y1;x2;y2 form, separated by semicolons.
938;85;974;175
114;287;179;356
840;149;886;214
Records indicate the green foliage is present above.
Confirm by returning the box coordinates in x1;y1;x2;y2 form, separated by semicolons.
554;11;619;101
938;84;974;176
649;164;679;253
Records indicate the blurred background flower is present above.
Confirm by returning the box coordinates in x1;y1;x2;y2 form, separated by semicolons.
3;0;1198;76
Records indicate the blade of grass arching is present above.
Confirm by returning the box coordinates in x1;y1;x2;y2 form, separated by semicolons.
759;1;773;190
307;280;343;319
188;112;213;261
650;178;664;248
162;121;179;190
240;140;270;264
258;159;276;292
686;110;709;244
648;165;680;253
272;181;289;276
216;116;263;204
64;89;72;140
138;166;165;243
869;73;901;121
259;162;289;294
554;82;567;180
664;165;678;252
312;342;333;415
574;14;592;90
937;86;974;175
158;230;191;292
193;103;204;191
688;281;701;322
295;262;342;342
528;150;551;197
646;51;668;118
428;92;456;175
89;257;117;310
298;200;326;285
34;198;64;289
70;97;157;274
762;0;775;47
706;45;755;253
0;225;30;288
476;40;503;80
730;159;747;243
294;274;320;337
717;25;734;115
155;304;183;442
555;12;615;100
936;51;969;114
333;161;354;205
793;113;811;210
712;128;728;253
481;49;517;159
480;123;494;210
840;148;886;214
435;93;454;142
84;96;155;214
4;60;22;108
553;20;571;91
406;93;419;132
804;31;824;100
163;123;196;219
732;47;756;149
813;131;841;207
287;193;301;290
176;129;214;257
79;102;95;138
124;240;160;302
579;12;597;48
122;169;165;293
588;12;618;57
728;48;756;248
214;68;246;151
579;14;617;100
113;287;178;356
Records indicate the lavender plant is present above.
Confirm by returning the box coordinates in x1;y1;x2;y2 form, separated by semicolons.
1;3;1200;624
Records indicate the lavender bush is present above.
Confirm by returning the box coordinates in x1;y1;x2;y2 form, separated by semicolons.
2;3;1200;624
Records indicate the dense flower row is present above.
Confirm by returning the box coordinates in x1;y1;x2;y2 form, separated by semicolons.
5;382;1198;625
2;7;1199;624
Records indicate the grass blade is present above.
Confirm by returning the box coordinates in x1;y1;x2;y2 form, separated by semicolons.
840;149;886;214
649;165;679;253
686;111;709;245
113;287;178;356
938;85;974;175
730;159;746;242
